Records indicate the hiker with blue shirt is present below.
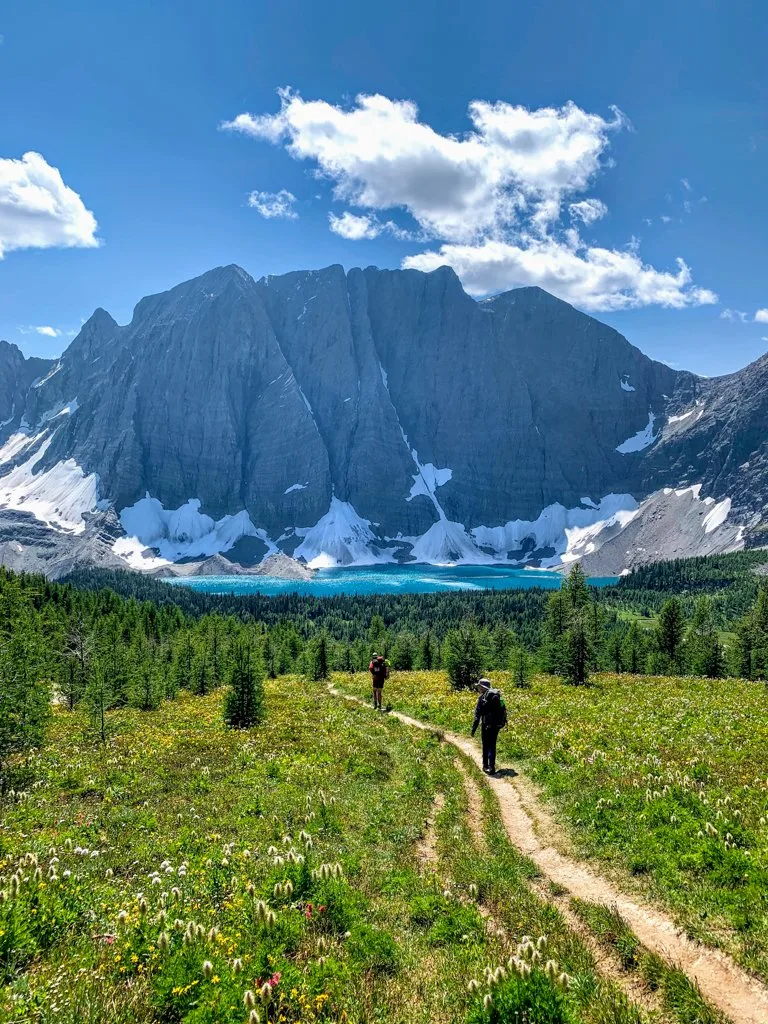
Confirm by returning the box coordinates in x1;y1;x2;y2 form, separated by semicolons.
470;678;507;775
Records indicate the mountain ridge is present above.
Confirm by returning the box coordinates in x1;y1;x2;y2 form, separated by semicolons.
0;263;761;577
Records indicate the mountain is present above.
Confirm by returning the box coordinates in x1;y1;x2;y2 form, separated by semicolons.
0;263;760;577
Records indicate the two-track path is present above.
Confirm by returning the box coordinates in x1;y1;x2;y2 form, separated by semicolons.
328;684;768;1024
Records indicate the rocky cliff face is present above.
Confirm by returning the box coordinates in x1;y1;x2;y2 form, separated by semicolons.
0;263;759;576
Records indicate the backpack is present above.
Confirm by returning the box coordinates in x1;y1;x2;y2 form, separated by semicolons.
371;657;388;683
484;689;508;728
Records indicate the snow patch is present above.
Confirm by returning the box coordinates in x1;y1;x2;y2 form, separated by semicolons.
702;497;731;534
620;374;636;392
117;495;272;564
284;482;308;494
616;411;658;454
472;494;639;566
294;497;394;567
0;432;102;534
668;401;704;425
32;363;62;388
408;518;492;566
408;462;453;503
39;398;79;426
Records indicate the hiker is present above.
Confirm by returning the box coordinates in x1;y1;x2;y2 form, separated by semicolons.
369;651;390;711
470;678;507;775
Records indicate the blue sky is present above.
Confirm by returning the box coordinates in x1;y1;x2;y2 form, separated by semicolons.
1;0;766;375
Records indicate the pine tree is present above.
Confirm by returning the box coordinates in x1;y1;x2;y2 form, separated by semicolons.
443;621;485;689
308;631;329;681
564;608;590;685
655;597;685;671
563;563;590;611
510;644;531;688
85;658;113;744
540;592;567;674
732;613;754;679
688;597;723;678
224;641;265;728
605;629;624;673
192;649;210;696
622;622;645;674
0;617;51;774
391;631;415;670
418;631;435;670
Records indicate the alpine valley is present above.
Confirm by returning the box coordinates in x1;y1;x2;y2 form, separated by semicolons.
0;263;762;579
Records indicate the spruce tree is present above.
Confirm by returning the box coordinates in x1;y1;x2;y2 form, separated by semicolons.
418;631;435;670
656;597;684;670
688;597;723;678
564;607;590;685
510;644;531;688
391;631;415;670
309;631;329;681
443;621;485;689
0;621;51;775
540;592;567;674
224;641;265;728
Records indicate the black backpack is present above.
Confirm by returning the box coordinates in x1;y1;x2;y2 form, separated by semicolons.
484;689;508;728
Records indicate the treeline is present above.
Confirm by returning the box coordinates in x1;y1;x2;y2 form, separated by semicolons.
540;565;765;683
612;550;768;622
65;568;554;647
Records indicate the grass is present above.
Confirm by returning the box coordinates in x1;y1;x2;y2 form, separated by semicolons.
0;678;684;1024
334;669;768;980
570;900;728;1024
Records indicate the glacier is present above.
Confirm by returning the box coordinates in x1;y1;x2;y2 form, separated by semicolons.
293;497;396;568
116;495;276;567
471;494;640;566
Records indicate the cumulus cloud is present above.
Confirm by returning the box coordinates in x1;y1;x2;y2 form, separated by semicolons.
755;308;768;323
0;152;99;258
224;90;716;310
224;90;624;242
404;238;717;311
246;189;297;219
328;211;382;240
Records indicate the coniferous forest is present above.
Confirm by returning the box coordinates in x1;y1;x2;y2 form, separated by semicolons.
4;551;768;775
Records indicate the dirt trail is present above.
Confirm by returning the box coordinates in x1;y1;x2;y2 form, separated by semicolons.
328;686;768;1024
415;792;445;870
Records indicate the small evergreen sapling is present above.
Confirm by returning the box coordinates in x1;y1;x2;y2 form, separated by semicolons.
224;641;265;728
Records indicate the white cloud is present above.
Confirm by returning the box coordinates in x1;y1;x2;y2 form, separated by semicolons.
569;198;607;225
404;237;717;311
681;177;691;190
224;90;625;243
328;210;415;241
755;308;768;323
720;308;748;322
19;325;62;337
246;189;297;219
224;90;716;311
660;214;673;223
328;211;382;240
0;151;99;258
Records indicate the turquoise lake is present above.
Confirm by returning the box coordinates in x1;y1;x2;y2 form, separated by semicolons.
166;564;617;597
